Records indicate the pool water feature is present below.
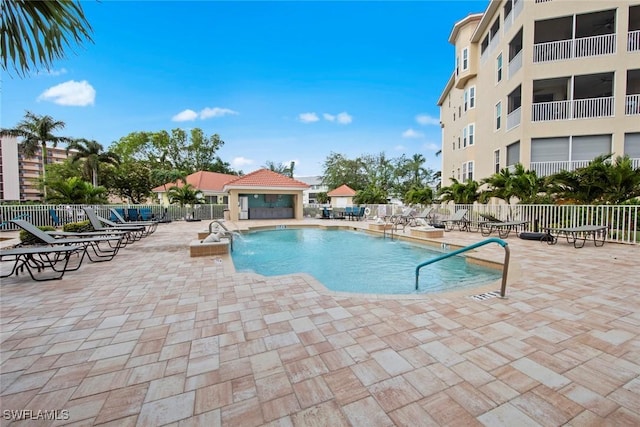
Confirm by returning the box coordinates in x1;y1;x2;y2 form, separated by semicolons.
231;228;501;294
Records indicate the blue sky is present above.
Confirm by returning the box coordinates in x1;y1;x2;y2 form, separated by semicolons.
2;0;488;177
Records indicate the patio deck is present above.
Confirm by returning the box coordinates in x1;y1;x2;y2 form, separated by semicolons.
1;219;639;426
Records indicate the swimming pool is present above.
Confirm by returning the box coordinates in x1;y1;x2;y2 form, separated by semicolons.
231;228;501;294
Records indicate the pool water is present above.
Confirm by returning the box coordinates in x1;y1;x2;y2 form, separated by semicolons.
231;228;501;295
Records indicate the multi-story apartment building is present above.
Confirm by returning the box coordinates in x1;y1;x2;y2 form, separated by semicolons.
438;0;640;187
0;136;75;202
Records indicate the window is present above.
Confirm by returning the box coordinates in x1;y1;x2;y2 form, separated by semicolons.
624;133;640;158
464;91;468;112
494;150;500;173
462;163;467;180
468;124;475;146
462;47;469;71
495;102;502;130
457;168;461;180
456;55;459;76
463;127;468;147
452;141;456;150
467;161;474;181
507;141;520;166
458;137;461;149
496;53;503;82
469;86;475;109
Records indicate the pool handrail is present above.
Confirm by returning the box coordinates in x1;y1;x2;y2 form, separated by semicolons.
208;220;234;251
415;237;511;297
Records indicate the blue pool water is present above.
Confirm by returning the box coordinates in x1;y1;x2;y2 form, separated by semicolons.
231;228;501;294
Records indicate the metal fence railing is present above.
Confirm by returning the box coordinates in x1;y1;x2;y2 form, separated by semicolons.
3;202;638;245
0;204;227;231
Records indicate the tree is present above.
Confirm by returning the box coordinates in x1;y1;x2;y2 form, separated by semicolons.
168;183;204;207
481;164;543;204
322;152;368;191
46;177;107;204
438;178;480;204
1;0;93;76
0;111;71;198
66;139;120;186
353;186;388;204
404;187;433;205
105;161;155;204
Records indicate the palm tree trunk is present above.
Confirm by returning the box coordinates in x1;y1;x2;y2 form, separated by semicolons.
92;167;98;186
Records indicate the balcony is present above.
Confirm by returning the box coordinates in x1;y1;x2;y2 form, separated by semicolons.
532;97;614;122
630;30;640;52
530;160;592;177
508;50;522;79
506;107;521;130
533;34;616;63
531;158;640;177
626;94;640;115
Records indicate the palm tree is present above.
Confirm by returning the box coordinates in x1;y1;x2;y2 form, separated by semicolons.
167;183;203;207
1;0;93;76
46;176;107;204
264;160;295;177
438;178;480;204
66;139;120;186
0;111;71;198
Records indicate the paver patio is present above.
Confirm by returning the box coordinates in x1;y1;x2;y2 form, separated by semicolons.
1;219;639;426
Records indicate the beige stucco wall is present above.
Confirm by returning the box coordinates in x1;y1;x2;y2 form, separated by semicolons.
329;196;354;208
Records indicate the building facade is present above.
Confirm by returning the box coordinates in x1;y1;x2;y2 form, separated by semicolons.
0;137;75;202
438;0;640;187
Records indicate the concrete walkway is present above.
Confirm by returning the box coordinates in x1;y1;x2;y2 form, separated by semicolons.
1;219;638;426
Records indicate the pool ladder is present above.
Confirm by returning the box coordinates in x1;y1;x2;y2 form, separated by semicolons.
209;220;234;252
415;238;511;297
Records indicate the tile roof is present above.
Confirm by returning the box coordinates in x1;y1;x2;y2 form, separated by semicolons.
327;184;356;197
224;168;310;189
152;171;238;193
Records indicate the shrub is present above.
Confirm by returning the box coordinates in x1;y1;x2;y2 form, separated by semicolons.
63;220;93;233
19;226;55;244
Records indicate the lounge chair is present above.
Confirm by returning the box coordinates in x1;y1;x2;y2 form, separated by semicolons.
477;213;528;238
127;208;140;222
139;207;155;221
12;219;125;262
109;208;158;234
49;209;63;227
1;244;86;281
386;208;417;231
83;208;148;240
544;225;608;248
414;208;434;226
437;209;469;231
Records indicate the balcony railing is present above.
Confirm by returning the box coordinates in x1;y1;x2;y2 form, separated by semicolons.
530;160;592;177
532;97;614;122
625;94;640;115
508;50;522;79
629;30;640;52
506;106;521;130
533;33;616;63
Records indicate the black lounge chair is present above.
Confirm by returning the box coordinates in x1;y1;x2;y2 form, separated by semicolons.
83;208;148;240
1;244;86;281
12;219;125;262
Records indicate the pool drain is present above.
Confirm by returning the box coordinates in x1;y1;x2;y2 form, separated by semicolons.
470;290;501;301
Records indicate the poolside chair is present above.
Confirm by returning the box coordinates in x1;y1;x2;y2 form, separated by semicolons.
477;213;529;238
139;207;155;221
127;208;140;222
1;244;87;281
109;208;158;234
438;209;469;231
12;219;125;262
49;209;63;227
414;208;434;226
83;208;148;240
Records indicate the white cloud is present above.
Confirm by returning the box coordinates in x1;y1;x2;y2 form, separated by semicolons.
232;156;254;167
37;80;95;106
172;109;198;122
416;114;440;126
200;107;238;119
298;112;319;123
425;142;440;151
402;128;424;138
323;113;335;122
336;112;352;124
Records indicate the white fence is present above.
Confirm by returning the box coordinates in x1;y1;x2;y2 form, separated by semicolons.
2;202;638;245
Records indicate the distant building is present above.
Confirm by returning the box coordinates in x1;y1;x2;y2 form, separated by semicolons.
438;0;640;187
151;171;239;205
0;136;76;202
327;184;356;207
296;176;328;204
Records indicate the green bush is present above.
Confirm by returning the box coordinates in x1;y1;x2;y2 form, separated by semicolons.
19;226;56;244
63;220;93;233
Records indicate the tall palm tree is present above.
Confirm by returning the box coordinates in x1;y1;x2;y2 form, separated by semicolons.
1;0;93;76
66;138;120;186
0;111;71;198
167;183;203;207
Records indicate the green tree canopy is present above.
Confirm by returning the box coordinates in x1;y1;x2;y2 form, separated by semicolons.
1;0;93;76
46;177;107;204
66;138;120;186
167;183;204;207
438;178;480;204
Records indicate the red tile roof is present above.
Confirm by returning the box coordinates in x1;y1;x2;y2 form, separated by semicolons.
223;169;310;190
327;184;356;197
152;171;238;193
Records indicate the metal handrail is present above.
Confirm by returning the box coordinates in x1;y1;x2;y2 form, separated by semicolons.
415;237;511;297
